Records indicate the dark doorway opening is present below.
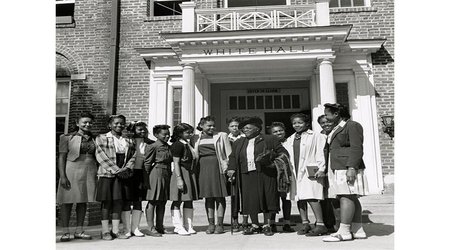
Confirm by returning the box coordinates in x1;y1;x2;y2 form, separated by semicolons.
264;110;311;138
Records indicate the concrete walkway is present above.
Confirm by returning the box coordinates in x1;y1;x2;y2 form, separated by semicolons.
56;193;394;250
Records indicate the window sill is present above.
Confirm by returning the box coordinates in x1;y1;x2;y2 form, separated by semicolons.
145;16;182;22
330;6;377;13
56;22;76;28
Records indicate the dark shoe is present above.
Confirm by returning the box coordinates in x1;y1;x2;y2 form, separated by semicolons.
147;228;162;237
306;225;328;236
243;225;262;235
282;224;296;233
262;225;274;236
205;224;215;234
60;233;71;242
74;231;92;240
156;227;173;234
327;227;337;234
101;232;113;241
232;221;241;232
270;224;278;233
214;224;225;234
297;223;312;235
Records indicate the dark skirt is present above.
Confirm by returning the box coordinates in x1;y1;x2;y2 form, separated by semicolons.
169;165;198;201
96;177;123;201
145;165;171;201
96;153;126;202
241;169;279;214
198;155;229;198
120;169;146;201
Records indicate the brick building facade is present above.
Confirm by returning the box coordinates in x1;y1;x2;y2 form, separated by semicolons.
56;0;394;225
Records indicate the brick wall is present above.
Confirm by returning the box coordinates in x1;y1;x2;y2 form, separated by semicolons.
329;0;395;178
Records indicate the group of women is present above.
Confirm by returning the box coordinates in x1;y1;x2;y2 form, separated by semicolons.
56;103;369;243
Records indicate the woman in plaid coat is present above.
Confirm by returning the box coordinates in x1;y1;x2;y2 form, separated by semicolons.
95;115;136;240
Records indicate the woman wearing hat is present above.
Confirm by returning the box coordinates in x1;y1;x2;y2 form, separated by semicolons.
321;103;369;242
191;116;232;234
227;117;289;236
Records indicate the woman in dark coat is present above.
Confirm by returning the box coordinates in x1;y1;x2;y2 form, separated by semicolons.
322;104;369;242
227;117;289;236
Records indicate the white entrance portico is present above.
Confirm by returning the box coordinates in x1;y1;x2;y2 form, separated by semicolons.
137;2;386;193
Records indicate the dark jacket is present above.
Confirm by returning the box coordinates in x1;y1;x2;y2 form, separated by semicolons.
228;134;288;174
325;120;365;171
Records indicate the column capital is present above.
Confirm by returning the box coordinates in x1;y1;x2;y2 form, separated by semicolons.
180;61;197;69
317;57;335;64
152;74;169;80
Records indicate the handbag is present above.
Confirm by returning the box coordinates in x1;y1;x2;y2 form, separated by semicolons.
255;141;277;168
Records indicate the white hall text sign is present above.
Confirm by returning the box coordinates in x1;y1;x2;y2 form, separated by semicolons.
202;46;309;56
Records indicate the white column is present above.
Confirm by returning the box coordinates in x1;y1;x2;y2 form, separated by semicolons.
310;73;321;132
180;2;196;32
315;0;330;26
194;74;204;125
181;63;196;125
203;78;210;116
318;57;337;105
354;69;383;194
154;74;169;125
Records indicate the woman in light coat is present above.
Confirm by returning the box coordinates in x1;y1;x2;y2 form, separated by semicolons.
285;113;328;236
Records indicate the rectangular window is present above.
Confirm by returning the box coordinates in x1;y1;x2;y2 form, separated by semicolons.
173;88;182;127
151;0;189;16
274;95;282;109
229;96;238;110
256;96;264;109
247;96;255;109
283;95;291;109
56;79;71;140
56;0;75;24
227;0;287;7
329;0;368;8
238;96;246;110
265;96;273;109
292;95;300;109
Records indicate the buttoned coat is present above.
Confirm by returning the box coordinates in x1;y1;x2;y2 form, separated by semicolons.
325;120;365;171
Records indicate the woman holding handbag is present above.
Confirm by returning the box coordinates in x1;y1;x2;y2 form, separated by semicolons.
227;117;289;236
169;123;199;236
57;113;98;242
285;113;328;237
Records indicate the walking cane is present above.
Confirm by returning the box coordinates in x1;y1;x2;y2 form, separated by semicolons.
230;174;235;235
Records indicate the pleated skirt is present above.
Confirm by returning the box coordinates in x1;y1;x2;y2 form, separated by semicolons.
169;166;198;201
145;165;171;201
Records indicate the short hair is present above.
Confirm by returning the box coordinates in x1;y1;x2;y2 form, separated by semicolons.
170;123;194;142
324;103;351;120
127;121;148;134
108;114;126;124
197;116;215;131
153;124;170;135
290;113;311;124
226;117;241;126
270;122;285;131
317;114;326;124
77;112;95;121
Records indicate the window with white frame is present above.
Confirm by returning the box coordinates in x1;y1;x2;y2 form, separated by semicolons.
149;0;190;16
56;0;75;24
172;87;182;127
56;79;71;138
329;0;369;8
226;0;288;8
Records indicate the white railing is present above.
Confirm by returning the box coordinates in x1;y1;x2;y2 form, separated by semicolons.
196;5;316;32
